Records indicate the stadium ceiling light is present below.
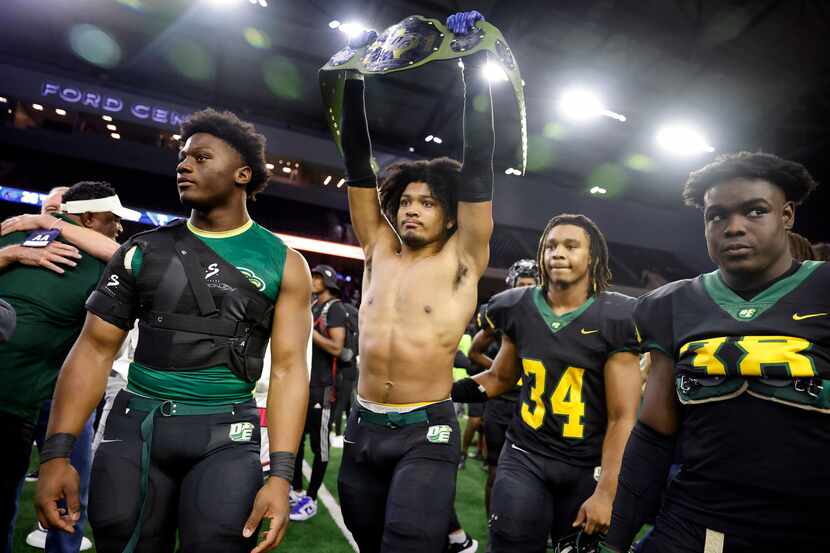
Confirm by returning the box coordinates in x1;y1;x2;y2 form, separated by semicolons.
337;178;346;188
481;62;508;82
106;124;117;131
323;175;332;185
172;134;181;140
558;88;626;123
281;166;292;174
0;97;7;103
408;147;415;152
55;108;67;116
32;104;44;111
266;163;275;170
329;20;341;29
110;132;121;139
338;22;368;39
425;135;434;142
432;136;443;144
589;186;607;195
504;168;521;175
656;124;715;155
102;115;113;122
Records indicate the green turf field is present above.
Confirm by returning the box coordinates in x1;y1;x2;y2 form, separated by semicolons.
12;418;492;553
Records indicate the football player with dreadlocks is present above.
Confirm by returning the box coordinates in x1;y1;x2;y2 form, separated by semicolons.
468;259;539;513
452;214;641;552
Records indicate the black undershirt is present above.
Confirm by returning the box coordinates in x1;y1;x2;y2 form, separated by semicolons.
730;260;800;301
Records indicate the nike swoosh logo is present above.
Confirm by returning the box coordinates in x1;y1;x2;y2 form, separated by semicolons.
343;439;356;444
792;312;828;321
580;328;599;335
100;439;123;444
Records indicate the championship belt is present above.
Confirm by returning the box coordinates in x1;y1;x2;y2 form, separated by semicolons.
320;14;527;174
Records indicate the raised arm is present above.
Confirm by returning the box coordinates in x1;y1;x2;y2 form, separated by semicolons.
243;248;312;552
454;51;495;275
603;350;680;551
572;351;641;535
35;314;128;532
342;69;393;254
2;213;118;261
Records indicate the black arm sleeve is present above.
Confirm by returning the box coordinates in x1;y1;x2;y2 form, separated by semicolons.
454;349;471;371
604;421;676;550
458;53;495;202
451;377;488;403
341;75;377;188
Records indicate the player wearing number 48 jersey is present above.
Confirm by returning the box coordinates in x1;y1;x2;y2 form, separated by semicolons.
452;214;641;552
604;152;827;553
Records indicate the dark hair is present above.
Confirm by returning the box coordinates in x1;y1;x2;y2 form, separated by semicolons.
812;242;830;262
378;157;461;235
536;213;611;296
682;151;818;208
180;108;270;199
788;231;815;262
63;181;117;202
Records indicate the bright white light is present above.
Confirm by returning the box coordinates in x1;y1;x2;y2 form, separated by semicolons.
323;175;332;185
432;136;443;144
110;132;121;139
408;147;415;153
258;0;267;6
207;0;241;7
457;59;464;69
278;232;364;260
281;166;292;174
338;22;367;39
425;135;434;142
106;124;117;131
504;168;520;175
172;134;181;140
558;88;627;123
329;20;341;29
266;163;275;170
102;115;113;122
0;97;7;103
656;124;715;156
32;104;44;111
481;62;508;82
337;178;345;188
55;108;67;116
589;186;607;195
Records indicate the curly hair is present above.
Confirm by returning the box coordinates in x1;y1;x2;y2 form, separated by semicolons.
180;108;270;199
378;157;461;235
63;181;117;202
682;151;818;208
536;213;611;296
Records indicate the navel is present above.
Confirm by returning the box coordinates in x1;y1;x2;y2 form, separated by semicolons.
424;305;432;314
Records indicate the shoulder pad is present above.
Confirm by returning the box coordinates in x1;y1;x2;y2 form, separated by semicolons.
488;286;530;311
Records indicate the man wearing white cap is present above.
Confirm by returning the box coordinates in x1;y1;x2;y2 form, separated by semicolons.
0;180;125;551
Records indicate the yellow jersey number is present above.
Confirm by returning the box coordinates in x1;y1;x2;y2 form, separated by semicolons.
520;359;586;438
679;335;815;378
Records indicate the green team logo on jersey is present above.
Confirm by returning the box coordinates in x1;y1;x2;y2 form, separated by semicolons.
229;422;255;442
551;321;562;330
737;308;757;320
237;267;266;291
426;425;452;444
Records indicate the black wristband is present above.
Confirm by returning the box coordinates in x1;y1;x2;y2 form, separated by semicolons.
451;377;488;403
39;433;76;464
268;451;296;483
605;421;675;550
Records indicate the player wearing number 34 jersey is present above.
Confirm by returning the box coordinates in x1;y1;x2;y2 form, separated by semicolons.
452;214;641;552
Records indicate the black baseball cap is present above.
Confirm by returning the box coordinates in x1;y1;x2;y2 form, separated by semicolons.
311;264;340;291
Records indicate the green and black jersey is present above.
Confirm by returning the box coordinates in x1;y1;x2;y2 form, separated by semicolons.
112;219;286;404
634;260;830;538
484;286;638;466
0;217;105;422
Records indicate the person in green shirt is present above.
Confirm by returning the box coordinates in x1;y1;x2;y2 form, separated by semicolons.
36;108;312;553
0;180;126;548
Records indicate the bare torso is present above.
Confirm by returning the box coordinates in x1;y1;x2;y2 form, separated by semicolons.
358;234;479;404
